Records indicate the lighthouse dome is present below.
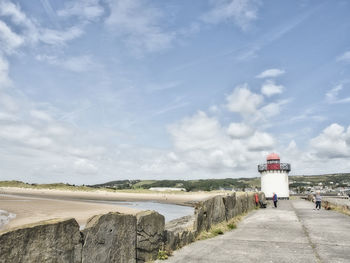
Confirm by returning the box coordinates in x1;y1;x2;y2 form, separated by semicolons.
267;153;280;160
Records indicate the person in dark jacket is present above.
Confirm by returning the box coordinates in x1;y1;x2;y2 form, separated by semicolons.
273;192;278;208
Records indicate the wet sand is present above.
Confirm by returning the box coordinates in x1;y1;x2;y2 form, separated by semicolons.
0;194;139;231
0;187;215;206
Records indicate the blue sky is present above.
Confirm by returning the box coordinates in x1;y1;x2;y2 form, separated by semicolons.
1;0;350;184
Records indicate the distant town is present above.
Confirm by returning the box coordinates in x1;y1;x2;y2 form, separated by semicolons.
90;173;350;196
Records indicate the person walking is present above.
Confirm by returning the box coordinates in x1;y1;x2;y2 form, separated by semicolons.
315;191;322;210
254;192;259;207
273;192;278;208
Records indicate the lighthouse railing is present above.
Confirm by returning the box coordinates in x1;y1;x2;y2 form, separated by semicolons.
258;163;291;172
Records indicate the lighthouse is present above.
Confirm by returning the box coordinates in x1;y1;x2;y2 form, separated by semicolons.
258;153;291;199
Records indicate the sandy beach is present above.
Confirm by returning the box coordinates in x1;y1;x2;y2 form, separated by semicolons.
0;187;215;232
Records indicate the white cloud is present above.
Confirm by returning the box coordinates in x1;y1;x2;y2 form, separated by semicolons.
310;123;350;158
209;105;220;113
167;111;277;174
247;131;275;151
261;80;284;97
30;110;53;122
336;51;350;62
259;99;289;119
36;55;97;72
0;1;39;45
227;122;253;138
0;56;11;88
0;92;18;111
169;111;224;151
202;0;260;31
325;84;350;104
57;0;104;21
0;111;17;121
226;84;263;116
256;68;285;78
0;20;24;54
0;0;87;50
326;84;342;103
39;26;84;46
74;158;98;174
105;0;175;54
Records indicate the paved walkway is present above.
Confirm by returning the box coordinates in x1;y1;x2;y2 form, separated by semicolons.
160;200;350;263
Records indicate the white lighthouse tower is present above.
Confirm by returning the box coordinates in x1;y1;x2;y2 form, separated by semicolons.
258;153;291;199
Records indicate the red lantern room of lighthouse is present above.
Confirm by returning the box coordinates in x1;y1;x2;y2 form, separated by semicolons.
267;153;281;170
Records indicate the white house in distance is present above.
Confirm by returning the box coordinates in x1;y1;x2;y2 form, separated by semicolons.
258;153;291;199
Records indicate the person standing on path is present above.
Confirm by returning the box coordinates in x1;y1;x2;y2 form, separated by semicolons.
254;192;259;207
315;191;322;210
273;192;278;208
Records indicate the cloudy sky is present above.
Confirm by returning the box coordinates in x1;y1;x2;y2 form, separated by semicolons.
1;0;350;184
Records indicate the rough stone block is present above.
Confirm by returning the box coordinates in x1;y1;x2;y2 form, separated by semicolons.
82;212;136;263
0;218;82;263
164;215;195;251
194;195;226;233
194;198;213;233
247;192;256;211
234;193;244;216
136;210;165;263
212;195;226;224
223;192;236;220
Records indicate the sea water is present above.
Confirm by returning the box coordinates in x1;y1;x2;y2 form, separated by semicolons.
84;200;194;222
112;201;194;222
0;210;16;230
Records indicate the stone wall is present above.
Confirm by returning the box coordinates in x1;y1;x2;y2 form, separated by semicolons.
0;218;82;263
164;192;265;251
0;192;265;262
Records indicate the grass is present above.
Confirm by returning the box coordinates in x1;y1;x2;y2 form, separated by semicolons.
157;247;173;260
196;213;246;241
0;180;101;192
132;180;156;189
323;201;350;217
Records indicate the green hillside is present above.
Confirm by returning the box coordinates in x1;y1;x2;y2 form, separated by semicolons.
1;173;349;192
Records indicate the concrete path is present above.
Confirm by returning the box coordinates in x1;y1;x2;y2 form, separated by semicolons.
160;200;350;263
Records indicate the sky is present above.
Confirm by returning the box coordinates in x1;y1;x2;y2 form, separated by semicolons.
1;0;350;184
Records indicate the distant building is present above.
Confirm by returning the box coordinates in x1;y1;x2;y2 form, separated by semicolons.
149;187;185;192
258;153;291;199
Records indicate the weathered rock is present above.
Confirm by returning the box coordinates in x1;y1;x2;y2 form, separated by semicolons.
0;218;82;263
247;192;256;211
212;195;226;224
164;215;195;251
194;195;225;233
82;212;136;263
233;193;244;216
136;210;164;263
223;192;236;220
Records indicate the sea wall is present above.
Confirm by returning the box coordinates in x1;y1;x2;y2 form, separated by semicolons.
164;192;265;251
0;192;265;263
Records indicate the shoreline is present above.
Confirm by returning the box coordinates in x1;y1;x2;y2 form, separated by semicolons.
0;186;218;206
